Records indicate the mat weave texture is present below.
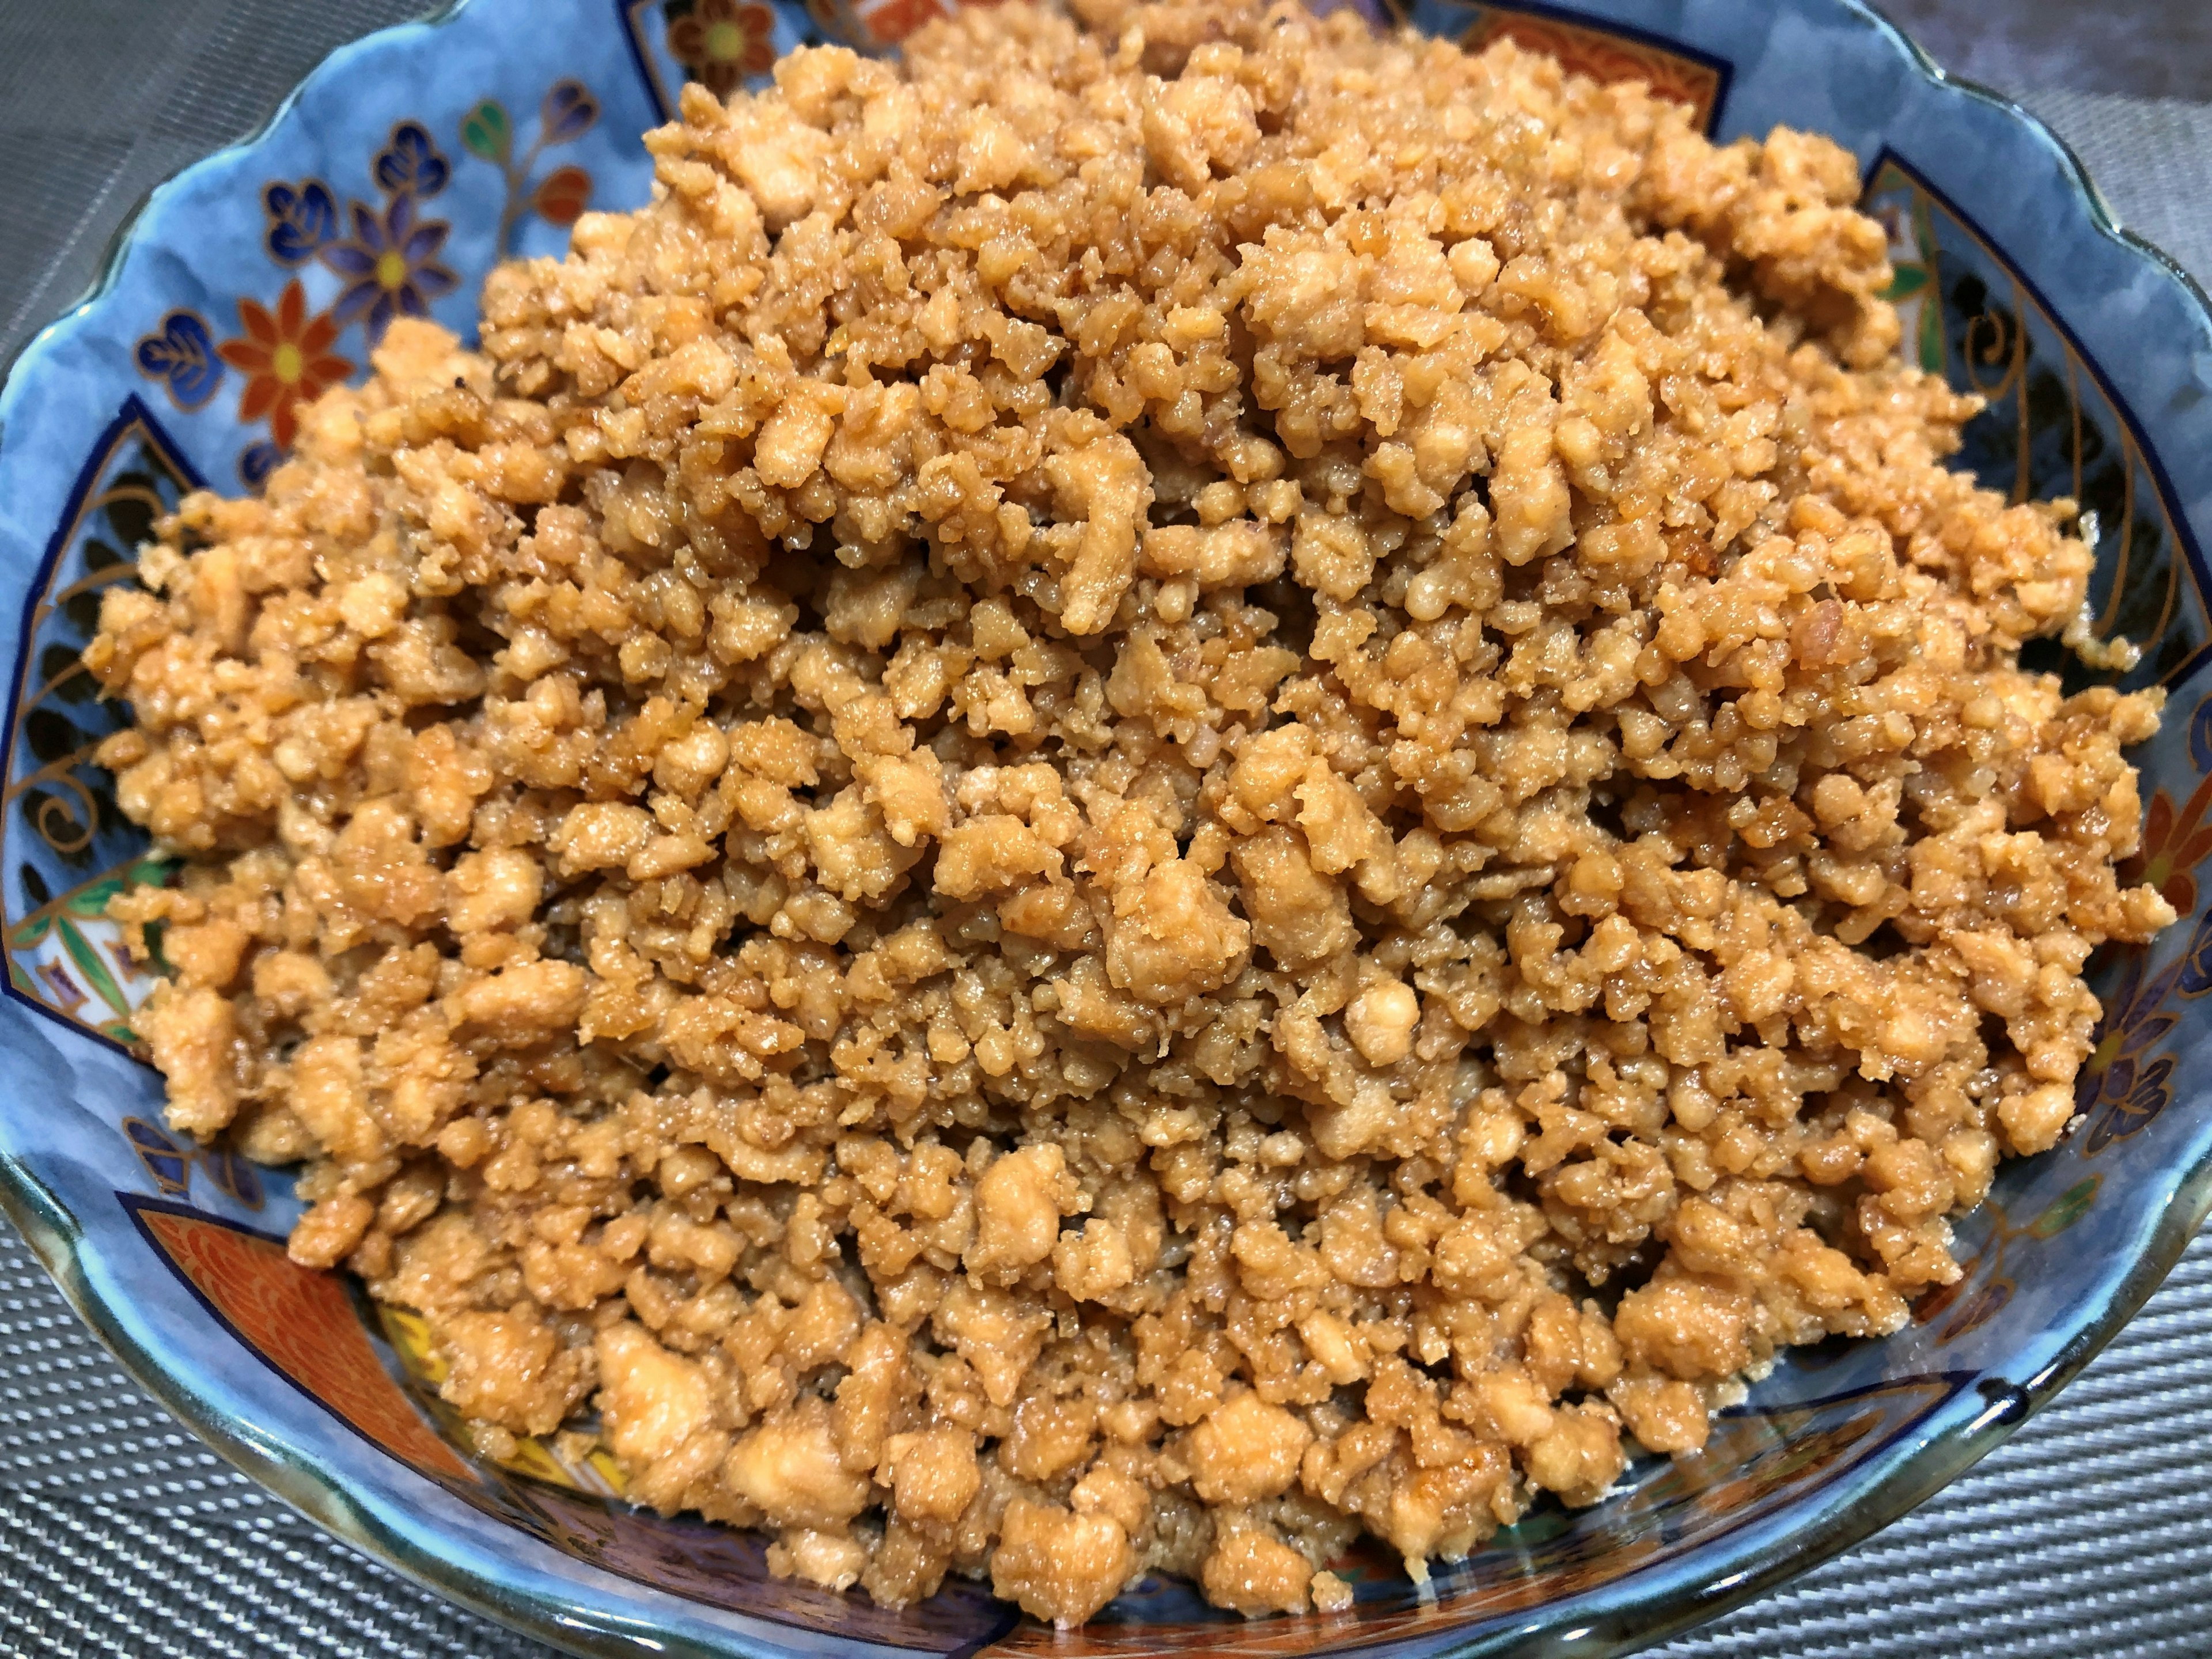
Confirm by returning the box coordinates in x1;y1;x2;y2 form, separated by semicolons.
3;3;2211;1654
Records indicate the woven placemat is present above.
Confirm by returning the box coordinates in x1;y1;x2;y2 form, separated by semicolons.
3;4;2211;1655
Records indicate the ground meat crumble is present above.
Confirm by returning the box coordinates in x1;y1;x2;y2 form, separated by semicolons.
86;0;2172;1626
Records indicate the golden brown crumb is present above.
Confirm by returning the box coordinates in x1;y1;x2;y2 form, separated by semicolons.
1310;1569;1354;1613
88;0;2171;1624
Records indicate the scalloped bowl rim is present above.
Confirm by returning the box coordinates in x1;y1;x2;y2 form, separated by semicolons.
0;2;2209;1656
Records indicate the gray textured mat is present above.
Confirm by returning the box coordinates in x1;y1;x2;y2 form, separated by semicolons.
7;1220;2212;1657
5;2;2212;1656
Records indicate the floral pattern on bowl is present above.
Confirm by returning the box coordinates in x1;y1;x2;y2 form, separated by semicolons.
4;2;2212;1657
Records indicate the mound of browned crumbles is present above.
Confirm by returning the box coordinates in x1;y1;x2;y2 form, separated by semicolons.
85;0;2174;1626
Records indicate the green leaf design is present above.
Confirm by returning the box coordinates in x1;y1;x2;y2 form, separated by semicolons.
2029;1176;2101;1240
65;872;130;919
1881;264;1929;302
1917;294;1945;375
462;100;512;163
123;855;177;895
56;915;130;1018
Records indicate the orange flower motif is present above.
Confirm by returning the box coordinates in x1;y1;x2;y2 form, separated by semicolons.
217;280;352;450
669;0;779;97
2123;769;2212;916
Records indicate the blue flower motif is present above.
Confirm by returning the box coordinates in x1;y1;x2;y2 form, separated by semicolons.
262;180;339;266
203;1145;265;1209
2190;691;2212;774
2081;1050;2177;1158
122;1116;192;1198
239;441;285;490
133;310;224;409
2177;907;2212;999
374;120;450;199
118;1114;263;1210
541;79;600;145
2078;942;2186;1156
319;193;460;345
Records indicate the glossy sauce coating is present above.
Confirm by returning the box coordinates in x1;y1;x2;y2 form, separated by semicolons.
89;0;2171;1625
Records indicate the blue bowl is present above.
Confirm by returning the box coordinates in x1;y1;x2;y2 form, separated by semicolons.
3;1;2211;1655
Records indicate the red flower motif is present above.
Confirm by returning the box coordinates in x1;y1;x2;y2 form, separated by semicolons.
669;0;779;97
857;0;953;46
2123;769;2212;916
217;281;352;450
532;164;593;228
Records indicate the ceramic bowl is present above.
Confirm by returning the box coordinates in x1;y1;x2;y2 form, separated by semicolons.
3;1;2211;1655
